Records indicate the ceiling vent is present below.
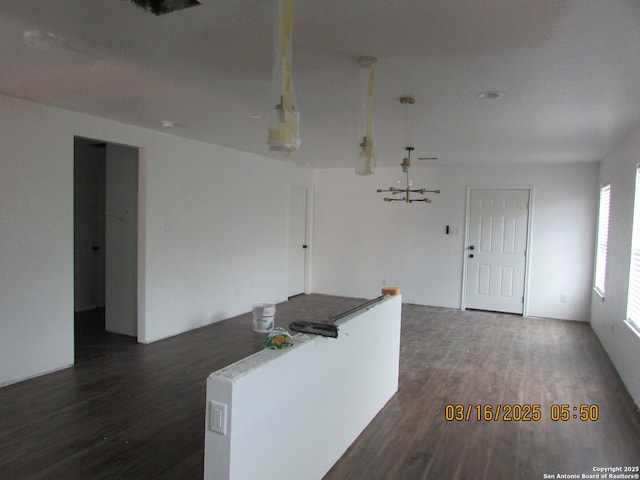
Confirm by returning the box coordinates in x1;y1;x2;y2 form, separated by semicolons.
126;0;201;16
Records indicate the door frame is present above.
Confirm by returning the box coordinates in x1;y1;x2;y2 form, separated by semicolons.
73;136;146;343
287;183;313;296
460;186;534;316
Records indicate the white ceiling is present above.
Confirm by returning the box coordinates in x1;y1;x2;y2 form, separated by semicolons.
2;0;640;168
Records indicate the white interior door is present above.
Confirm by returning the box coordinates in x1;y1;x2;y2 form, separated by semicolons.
288;185;308;297
105;144;138;337
465;189;529;314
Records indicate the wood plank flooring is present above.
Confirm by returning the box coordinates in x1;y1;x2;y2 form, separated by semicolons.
1;296;639;479
325;305;640;479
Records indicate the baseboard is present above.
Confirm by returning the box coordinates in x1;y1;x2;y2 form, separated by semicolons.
0;363;73;389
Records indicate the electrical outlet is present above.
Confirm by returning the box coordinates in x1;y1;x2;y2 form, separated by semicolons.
209;401;227;435
382;278;388;286
560;294;568;303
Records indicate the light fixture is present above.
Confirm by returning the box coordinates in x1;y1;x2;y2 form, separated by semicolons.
126;0;201;16
377;97;441;203
268;0;300;156
356;56;379;176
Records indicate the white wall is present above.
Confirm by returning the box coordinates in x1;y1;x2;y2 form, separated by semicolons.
1;96;75;385
313;162;598;321
138;138;313;342
0;94;314;386
590;125;640;406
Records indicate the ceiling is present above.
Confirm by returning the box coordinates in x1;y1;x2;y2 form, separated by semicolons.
2;0;640;169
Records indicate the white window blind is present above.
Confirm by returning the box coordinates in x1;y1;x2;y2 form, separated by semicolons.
627;166;640;330
594;184;611;296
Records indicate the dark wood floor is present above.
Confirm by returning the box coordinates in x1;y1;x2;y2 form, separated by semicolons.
1;296;639;480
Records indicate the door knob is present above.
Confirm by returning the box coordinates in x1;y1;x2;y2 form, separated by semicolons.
469;254;474;258
302;245;308;249
469;245;475;250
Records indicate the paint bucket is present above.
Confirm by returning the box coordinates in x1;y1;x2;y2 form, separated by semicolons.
252;303;275;333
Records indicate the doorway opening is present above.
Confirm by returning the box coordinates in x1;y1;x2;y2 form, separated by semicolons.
73;137;139;361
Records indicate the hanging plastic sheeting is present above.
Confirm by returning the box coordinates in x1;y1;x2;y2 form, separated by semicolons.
268;0;300;156
356;56;379;175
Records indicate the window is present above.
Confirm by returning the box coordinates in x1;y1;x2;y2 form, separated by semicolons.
627;166;640;332
594;184;611;297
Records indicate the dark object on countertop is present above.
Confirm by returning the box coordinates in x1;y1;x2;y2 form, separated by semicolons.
329;295;385;323
289;320;339;338
290;295;387;338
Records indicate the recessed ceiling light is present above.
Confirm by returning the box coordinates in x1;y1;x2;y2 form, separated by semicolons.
477;91;503;99
161;120;175;128
248;113;263;119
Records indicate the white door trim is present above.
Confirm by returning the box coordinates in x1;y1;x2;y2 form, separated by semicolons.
136;147;147;342
461;186;534;316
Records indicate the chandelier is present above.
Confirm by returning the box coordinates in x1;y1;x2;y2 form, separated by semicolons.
377;97;441;203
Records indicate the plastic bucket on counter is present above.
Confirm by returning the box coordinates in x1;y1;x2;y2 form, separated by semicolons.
252;303;275;333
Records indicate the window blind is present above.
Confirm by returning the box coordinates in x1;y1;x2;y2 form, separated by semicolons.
627;166;640;330
594;184;611;296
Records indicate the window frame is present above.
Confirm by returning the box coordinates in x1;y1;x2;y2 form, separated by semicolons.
626;166;640;334
593;183;611;298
